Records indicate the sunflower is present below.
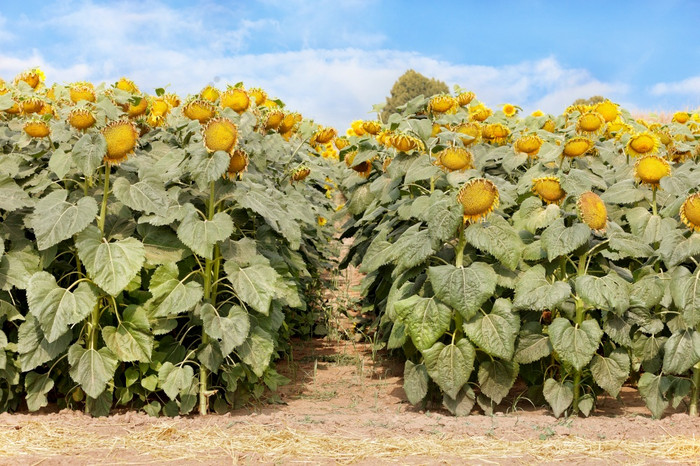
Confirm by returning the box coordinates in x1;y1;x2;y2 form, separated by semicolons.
532;176;566;205
457;91;475;107
668;146;692;163
150;97;172;117
576;111;606;135
127;95;149;118
672;112;690;124
452;122;481;146
563;136;594;157
68;108;97;130
469;103;492;122
577;191;607;232
102;119;139;165
541;119;556;132
279;112;300;133
263;110;285;131
390;133;422;152
312;126;337;144
38;103;55;118
635;154;670;188
248;87;267;106
115;77;139;93
428;94;457;114
291;165;311;182
481;123;510;145
565;104;591;115
202;117;238;154
457;178;499;223
14;68;44;89
200;85;220;103
334;136;350;150
436;146;473;172
626;131;660;157
362;120;382;135
376;129;393;147
514;134;544;157
183;98;216;123
680;193;700;232
23;119;50;138
317;216;327;226
606;118;632;138
531;109;545;117
594;100;619;122
502;103;518;117
69;82;96;104
20;98;44;115
226;149;249;180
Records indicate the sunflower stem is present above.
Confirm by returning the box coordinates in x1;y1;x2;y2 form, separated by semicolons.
572;296;585;415
455;223;467;268
651;188;658;216
98;165;110;236
200;180;217;415
691;362;700;416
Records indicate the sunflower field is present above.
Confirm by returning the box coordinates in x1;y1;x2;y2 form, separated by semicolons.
0;69;341;416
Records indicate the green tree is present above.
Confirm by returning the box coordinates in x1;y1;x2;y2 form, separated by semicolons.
381;69;449;121
572;95;605;106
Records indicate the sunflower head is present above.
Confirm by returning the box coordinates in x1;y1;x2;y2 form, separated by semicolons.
127;95;149;118
334;136;350;151
376;129;393;147
349;120;366;137
390;133;422;152
481;123;510;145
532;176;566;205
563;136;594;157
20;97;45;115
594;100;619;122
279;112;300;133
200;85;220;103
606;118;632;138
202;117;238;154
69;82;96;104
115;77;139;94
362;120;382;135
576;111;606;135
428;94;457;114
14;68;44;89
626;131;660;157
469;104;492;122
531;109;545;117
291;165;311;183
541;119;556;132
226;149;249;180
218;88;249;113
452;122;481;146
672;112;690;124
669;146;692;163
502;103;518;117
635;154;671;188
312;126;337;144
577;191;607;232
680;193;700;232
102;119;139;165
514;134;543;157
248;87;267;106
263;110;285;131
436;146;473;172
23;119;51;138
68;108;97;130
457;91;475;107
150;97;172;117
183;98;216;123
457;178;499;224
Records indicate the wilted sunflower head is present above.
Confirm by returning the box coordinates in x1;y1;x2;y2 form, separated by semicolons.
115;77;139;93
23;119;51;138
457;178;499;223
263;110;285;131
541;119;556;132
390;133;422;152
146;113;166;128
334;136;350;151
594;100;619;122
452;122;481;146
514;134;543;157
14;67;45;89
563;136;594;157
436;146;473;172
69;82;96;104
376;129;393;147
279;112;300;133
576;111;606;135
469;103;492;122
428;94;457;114
226;149;249;180
200;85;220;103
635;154;671;188
220;88;250;113
502;103;518;117
668;146;692;163
348;120;366;137
626;131;660;157
102;119;139;165
313;126;337;144
291;165;311;183
68;107;97;130
457;91;475;107
565;104;591;115
149;97;171;117
20;97;45;115
672;112;690;124
532;176;566;205
362;120;382;135
127;95;149;118
248;87;267;106
183;98;216;123
577;191;607;232
680;193;700;232
202;117;238;154
481;123;510;145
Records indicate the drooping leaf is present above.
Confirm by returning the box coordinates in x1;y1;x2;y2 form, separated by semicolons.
576;273;630;315
392;225;435;274
0;176;34;212
463;298;519;360
187;148;229;187
426;199;463;243
72;133;106;177
442;386;476;417
25;371;55;412
0;248;41;291
662;329;700;375
638;373;669;419
422;339;475;399
669;266;700;327
477;359;518;405
542;378;573;418
176;205;233;260
18;315;72;372
236;327;274;377
513;321;552;364
102;306;153;362
29;190;98;250
403;360;429;405
224;262;281;316
428;263;497;321
68;344;119;398
540;219;590;262
608;232;655;259
464;215;522;270
394;295;452;351
513;265;571;311
158;361;195;400
358;230;395;274
200;303;250;356
548;318;602;370
112;177;170;215
590;348;630;398
149;262;203;318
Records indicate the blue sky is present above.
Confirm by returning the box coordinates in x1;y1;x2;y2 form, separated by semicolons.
1;0;700;129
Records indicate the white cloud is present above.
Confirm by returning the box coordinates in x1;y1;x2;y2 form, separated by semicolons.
651;76;700;96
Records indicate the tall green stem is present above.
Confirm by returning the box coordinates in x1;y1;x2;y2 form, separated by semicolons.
199;181;217;415
455;223;467;268
98;166;110;235
651;188;658;216
572;297;585;415
691;362;700;416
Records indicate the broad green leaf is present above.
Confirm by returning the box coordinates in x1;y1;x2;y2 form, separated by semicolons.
29;190;98;250
669;234;700;268
76;226;145;296
18;315;72;372
158;361;195;400
608;232;654;258
0;248;41;291
540;219;590;261
138;224;189;265
600;179;645;205
549;318;602;370
426;199;462;243
224;262;281;315
187;148;229;187
590;349;629;398
25;371;55;412
112;177;169;215
630;274;665;309
72;133;106;176
604;314;633;346
403;360;429;405
176;206;233;260
638;373;669;419
669;266;700;327
197;340;224;373
49;147;72;179
443;386;476;417
513;265;571;311
0;176;33;211
463;298;519;360
404;155;440;183
662;329;700;375
358;231;395;274
392;225;435;274
464;215;522;270
477;359;518;405
422;339;475;399
27;271;99;342
200;303;250;356
102;306;153;362
236;186;301;249
543;378;573;418
149;263;203;318
428;263;497;321
236;327;274;377
576;273;630;314
394;295;452;351
513;321;552;364
68;344;119;398
387;321;407;349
